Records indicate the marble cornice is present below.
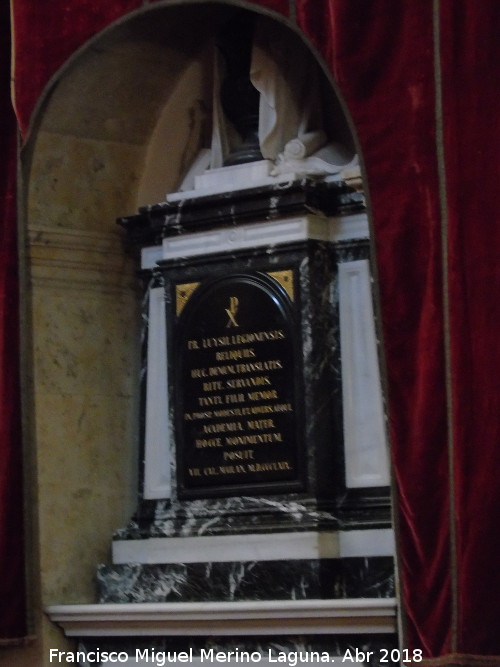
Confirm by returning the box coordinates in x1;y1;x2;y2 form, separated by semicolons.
46;598;397;637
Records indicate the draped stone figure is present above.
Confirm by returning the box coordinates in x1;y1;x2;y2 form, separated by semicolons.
179;14;357;192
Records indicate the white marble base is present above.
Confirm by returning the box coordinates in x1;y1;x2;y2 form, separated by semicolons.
112;531;339;565
194;160;274;191
167;160;301;202
46;598;397;637
111;529;395;565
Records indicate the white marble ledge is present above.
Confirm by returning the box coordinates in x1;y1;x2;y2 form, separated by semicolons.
142;213;369;268
112;531;340;565
46;598;397;637
159;213;369;264
112;529;395;565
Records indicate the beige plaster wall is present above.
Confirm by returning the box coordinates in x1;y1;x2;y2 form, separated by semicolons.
21;133;143;665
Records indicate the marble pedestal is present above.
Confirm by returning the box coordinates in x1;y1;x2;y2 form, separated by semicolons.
47;172;397;666
97;174;392;608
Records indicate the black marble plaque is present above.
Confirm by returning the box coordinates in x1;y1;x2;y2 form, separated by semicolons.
175;271;303;499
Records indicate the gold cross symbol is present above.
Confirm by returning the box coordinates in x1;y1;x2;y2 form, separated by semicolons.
225;296;239;328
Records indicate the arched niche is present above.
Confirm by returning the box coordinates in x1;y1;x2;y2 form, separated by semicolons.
24;1;358;230
133;5;357;205
20;1;371;658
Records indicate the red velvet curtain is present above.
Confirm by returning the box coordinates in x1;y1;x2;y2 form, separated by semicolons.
439;1;500;658
7;0;500;663
0;0;27;644
297;0;452;657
